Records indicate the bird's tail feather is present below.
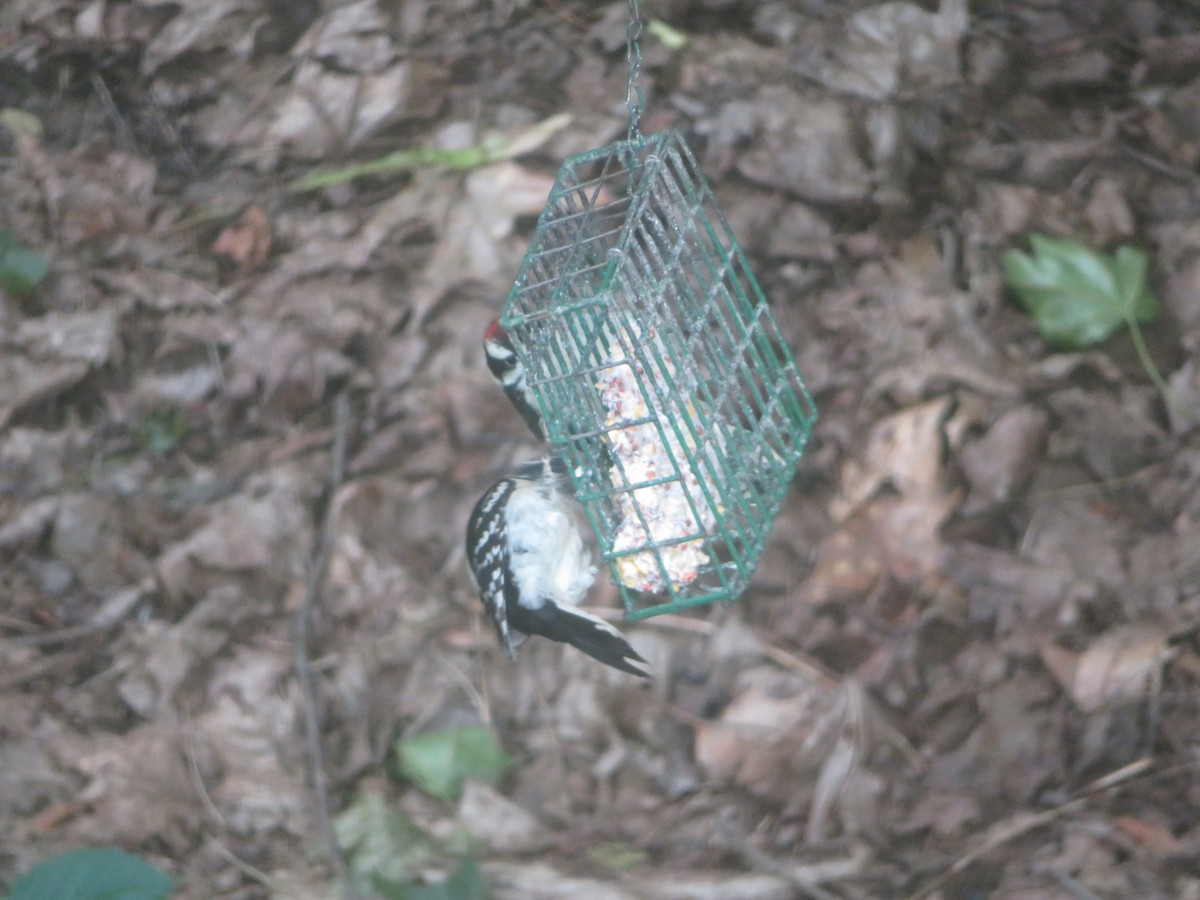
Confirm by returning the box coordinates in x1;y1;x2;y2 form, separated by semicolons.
527;603;649;677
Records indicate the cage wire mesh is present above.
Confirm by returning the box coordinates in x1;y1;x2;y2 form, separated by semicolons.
501;130;816;619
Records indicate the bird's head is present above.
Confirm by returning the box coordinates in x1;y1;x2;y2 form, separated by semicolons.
483;318;519;380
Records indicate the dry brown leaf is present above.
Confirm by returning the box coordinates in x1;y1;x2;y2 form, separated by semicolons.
693;667;842;800
832;395;953;521
265;60;419;158
806;729;861;843
801;396;960;599
16;309;119;365
1020;489;1128;589
199;645;310;837
1040;627;1175;713
736;86;872;204
223;319;353;410
0;427;87;497
1159;221;1200;334
484;858;837;899
1113;815;1182;855
290;0;393;71
959;404;1049;508
0;310;121;434
970;679;1058;803
0;358;88;431
116;586;241;717
53;493;150;595
867;489;960;582
793;513;887;605
1166;357;1200;434
1082;178;1135;245
211;205;272;271
901;791;981;837
323;481;414;620
400;161;557;322
481;861;639;900
0;496;60;551
792;0;967;100
459;779;551;854
50;724;207;849
64;155;157;243
141;0;260;74
97;267;230;311
156;467;312;600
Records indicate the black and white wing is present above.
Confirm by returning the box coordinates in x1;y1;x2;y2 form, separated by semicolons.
465;477;521;657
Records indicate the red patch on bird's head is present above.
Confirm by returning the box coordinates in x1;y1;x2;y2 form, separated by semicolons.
484;318;512;347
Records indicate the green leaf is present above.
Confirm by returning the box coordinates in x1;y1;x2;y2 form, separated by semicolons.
1111;244;1156;318
387;856;488;900
587;841;649;872
8;848;174;900
392;725;514;802
138;407;189;456
0;107;45;140
335;792;438;892
1002;233;1159;350
336;794;488;900
0;230;49;298
647;19;688;51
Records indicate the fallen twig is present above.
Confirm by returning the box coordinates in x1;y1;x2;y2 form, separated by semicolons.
13;576;154;647
293;392;360;899
904;757;1155;900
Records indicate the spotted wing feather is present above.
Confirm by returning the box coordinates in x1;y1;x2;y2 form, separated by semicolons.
465;478;520;656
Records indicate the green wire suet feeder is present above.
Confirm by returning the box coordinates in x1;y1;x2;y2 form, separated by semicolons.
500;3;816;619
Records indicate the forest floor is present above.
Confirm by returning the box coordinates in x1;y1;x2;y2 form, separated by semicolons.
2;0;1200;897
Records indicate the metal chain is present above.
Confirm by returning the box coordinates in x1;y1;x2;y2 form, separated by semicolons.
626;0;644;143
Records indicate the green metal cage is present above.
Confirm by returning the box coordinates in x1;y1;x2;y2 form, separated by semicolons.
501;130;816;619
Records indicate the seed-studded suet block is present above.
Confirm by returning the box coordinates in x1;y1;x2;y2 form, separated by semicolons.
500;130;817;619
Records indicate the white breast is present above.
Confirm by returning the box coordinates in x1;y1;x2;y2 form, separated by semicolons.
505;482;596;610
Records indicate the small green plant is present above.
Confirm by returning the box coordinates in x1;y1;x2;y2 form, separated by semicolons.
7;847;173;900
587;840;649;872
288;113;569;192
388;857;487;900
335;792;442;894
336;790;487;899
337;725;511;898
1003;233;1174;408
138;407;189;456
0;229;49;298
392;725;514;803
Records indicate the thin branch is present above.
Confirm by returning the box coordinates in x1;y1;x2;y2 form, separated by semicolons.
293;392;360;899
904;757;1155;900
206;837;273;887
14;576;154;647
715;828;867;900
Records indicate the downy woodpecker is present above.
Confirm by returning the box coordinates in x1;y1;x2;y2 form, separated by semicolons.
483;319;547;441
465;456;649;677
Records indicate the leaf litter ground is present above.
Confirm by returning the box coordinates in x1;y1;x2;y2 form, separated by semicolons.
2;0;1200;897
